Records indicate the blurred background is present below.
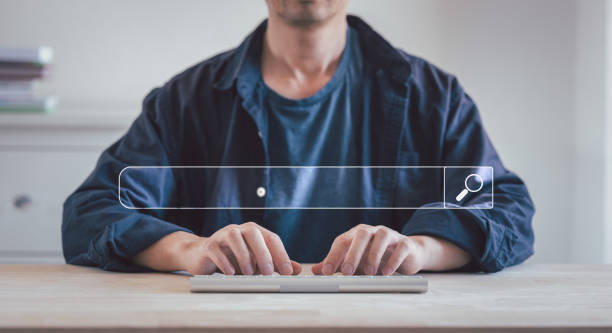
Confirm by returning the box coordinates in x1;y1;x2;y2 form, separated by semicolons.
0;0;610;265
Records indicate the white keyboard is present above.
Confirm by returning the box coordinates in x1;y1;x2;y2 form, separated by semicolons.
190;273;428;293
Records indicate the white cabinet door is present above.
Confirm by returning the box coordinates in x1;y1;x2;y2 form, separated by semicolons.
0;151;102;263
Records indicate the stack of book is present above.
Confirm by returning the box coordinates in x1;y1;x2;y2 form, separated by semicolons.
0;46;57;113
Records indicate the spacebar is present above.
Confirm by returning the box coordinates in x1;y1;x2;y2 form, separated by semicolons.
280;284;339;293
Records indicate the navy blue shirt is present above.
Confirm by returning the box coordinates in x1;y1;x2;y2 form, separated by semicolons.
62;16;535;272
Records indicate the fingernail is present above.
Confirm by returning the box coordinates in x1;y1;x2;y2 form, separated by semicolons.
243;264;254;275
382;268;392;276
342;263;354;275
365;265;375;275
322;263;334;275
263;263;274;275
226;267;235;275
281;262;292;275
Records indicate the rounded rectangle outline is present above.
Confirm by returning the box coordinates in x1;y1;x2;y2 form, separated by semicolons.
117;166;494;210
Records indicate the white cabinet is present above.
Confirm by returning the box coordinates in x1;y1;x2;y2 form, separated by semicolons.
0;114;131;263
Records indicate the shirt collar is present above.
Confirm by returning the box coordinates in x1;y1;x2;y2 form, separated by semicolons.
212;15;413;91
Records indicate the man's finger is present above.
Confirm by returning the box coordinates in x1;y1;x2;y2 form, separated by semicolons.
290;260;302;275
209;244;235;275
317;234;352;275
262;231;293;275
242;226;275;275
341;228;373;275
381;241;411;275
364;228;393;275
224;228;254;275
311;262;323;275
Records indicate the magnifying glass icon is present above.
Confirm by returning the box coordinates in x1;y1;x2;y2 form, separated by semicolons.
456;174;484;202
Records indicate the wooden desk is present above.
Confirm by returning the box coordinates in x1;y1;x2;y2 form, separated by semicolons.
1;264;611;332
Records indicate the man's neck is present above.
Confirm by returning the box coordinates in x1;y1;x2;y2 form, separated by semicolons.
261;13;347;99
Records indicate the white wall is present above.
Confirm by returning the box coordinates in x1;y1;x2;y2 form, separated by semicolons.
572;0;608;263
0;0;607;263
606;0;612;263
0;0;269;111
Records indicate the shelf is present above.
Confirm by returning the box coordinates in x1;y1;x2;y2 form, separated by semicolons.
0;110;136;130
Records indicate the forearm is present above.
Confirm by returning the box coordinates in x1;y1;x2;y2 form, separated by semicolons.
133;231;201;272
411;235;471;271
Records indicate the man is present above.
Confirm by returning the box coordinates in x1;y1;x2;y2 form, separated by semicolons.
62;0;535;276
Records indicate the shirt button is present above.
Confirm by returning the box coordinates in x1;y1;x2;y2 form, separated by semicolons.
256;187;266;198
257;131;262;139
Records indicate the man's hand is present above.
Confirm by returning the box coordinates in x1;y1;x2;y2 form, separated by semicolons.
133;222;301;276
312;224;471;276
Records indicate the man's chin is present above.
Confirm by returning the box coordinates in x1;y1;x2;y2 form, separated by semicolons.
268;0;345;27
279;13;336;28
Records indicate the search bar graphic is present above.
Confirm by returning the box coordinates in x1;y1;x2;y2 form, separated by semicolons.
118;166;493;210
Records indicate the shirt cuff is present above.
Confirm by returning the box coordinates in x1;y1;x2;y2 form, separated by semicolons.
401;209;486;272
91;217;193;272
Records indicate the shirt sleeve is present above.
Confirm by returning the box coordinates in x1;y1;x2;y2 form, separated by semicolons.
402;77;535;273
62;87;193;272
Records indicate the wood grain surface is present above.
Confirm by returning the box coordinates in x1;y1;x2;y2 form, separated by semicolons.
0;264;611;332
